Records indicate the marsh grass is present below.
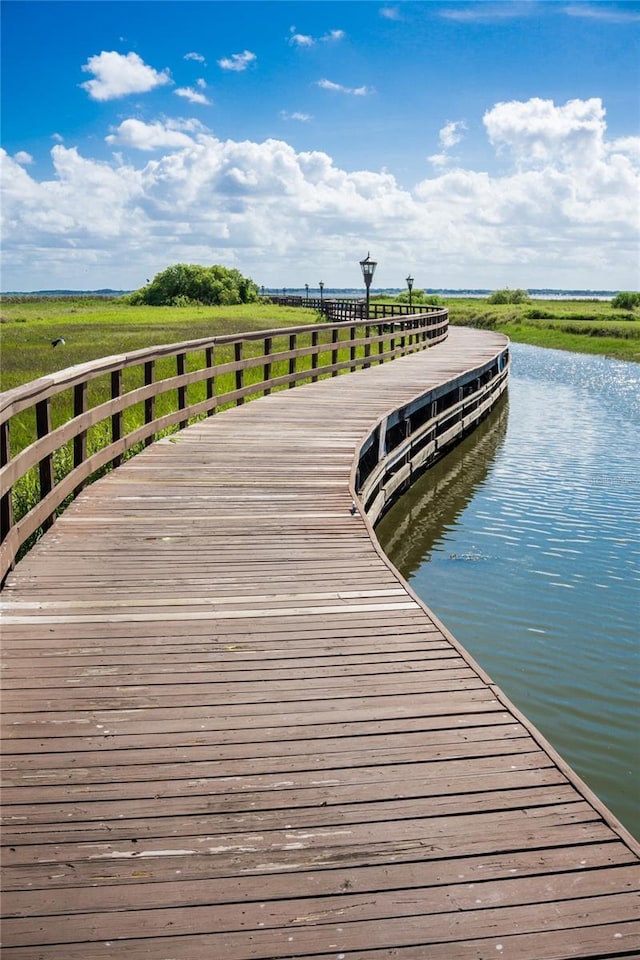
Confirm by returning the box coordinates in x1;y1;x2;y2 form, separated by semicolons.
443;298;640;361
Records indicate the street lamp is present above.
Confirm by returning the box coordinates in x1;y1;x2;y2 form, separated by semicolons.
406;274;414;310
305;283;309;302
359;252;377;318
319;281;324;309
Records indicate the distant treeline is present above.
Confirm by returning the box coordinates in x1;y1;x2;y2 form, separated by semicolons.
1;291;131;302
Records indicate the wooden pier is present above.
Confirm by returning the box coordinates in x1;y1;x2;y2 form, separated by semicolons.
1;325;638;958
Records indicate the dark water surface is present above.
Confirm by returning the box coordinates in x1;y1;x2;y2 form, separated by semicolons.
376;342;639;838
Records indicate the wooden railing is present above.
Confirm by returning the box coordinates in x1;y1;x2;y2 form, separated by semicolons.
354;346;510;525
265;295;442;324
0;310;448;579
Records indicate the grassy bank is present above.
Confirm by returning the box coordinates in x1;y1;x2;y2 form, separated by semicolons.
2;297;638;398
444;298;640;362
0;298;321;394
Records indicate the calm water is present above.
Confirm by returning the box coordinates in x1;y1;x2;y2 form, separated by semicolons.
376;343;639;838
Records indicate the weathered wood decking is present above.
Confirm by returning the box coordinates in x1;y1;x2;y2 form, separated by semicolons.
1;326;638;959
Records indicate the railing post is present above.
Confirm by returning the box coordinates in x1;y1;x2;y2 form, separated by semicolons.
311;330;319;382
0;421;13;545
331;328;339;377
177;353;187;430
378;323;385;364
144;360;155;446
350;326;356;367
111;370;123;468
73;381;88;496
35;398;54;531
364;324;371;368
235;342;244;404
206;346;215;415
263;337;272;396
288;334;297;388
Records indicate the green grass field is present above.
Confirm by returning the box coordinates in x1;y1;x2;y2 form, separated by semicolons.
2;296;637;398
0;299;322;393
443;297;640;362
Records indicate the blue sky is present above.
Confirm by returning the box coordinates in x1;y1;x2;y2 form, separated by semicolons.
1;0;639;292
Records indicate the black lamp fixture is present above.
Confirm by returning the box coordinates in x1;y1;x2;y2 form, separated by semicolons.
305;283;309;302
406;274;414;310
359;252;377;318
319;281;324;308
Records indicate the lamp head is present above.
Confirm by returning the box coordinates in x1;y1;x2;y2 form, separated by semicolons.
359;253;377;288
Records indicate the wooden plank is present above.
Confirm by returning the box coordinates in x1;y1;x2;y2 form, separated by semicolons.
3;842;633;915
4;865;639;947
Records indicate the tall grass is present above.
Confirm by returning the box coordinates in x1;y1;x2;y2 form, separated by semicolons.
443;298;640;361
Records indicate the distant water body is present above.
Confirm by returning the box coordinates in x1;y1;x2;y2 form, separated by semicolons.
266;288;617;300
3;287;617;300
376;343;640;838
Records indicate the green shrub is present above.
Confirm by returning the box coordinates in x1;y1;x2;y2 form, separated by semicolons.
394;290;445;306
611;291;640;310
128;264;260;307
487;288;530;304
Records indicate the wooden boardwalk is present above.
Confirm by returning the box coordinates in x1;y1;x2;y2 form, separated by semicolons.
1;327;638;959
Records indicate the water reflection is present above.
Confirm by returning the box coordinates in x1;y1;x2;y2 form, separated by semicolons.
376;343;640;839
376;396;509;576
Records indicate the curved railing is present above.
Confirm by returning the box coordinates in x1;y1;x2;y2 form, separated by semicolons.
352;343;510;525
0;309;448;578
265;295;427;323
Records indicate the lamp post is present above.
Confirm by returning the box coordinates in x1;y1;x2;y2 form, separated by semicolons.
305;283;309;302
319;281;324;310
359;252;377;319
406;274;414;311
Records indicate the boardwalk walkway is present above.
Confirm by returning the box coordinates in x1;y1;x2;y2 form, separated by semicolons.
1;327;638;959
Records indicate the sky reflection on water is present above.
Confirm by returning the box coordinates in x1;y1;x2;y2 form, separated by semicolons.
376;343;640;838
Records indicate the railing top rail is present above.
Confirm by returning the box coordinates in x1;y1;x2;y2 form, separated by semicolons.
0;310;447;421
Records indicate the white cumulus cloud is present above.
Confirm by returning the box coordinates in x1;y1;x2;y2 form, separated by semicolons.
317;79;373;96
280;111;313;122
217;50;256;72
440;120;467;149
427;153;450;169
484;97;607;168
289;32;314;47
80;51;172;101
175;86;211;106
289;27;345;46
105;119;198;151
1;97;638;290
